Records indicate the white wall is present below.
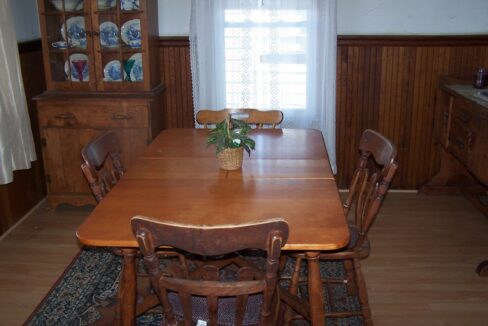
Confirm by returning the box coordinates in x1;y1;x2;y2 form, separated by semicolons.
10;0;488;41
338;0;488;35
158;0;191;36
157;0;488;36
10;0;40;42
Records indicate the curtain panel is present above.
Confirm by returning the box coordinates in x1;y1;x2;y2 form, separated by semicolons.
190;0;337;172
0;0;37;184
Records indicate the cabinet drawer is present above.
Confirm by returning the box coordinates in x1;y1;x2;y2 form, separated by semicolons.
448;121;469;164
38;105;149;129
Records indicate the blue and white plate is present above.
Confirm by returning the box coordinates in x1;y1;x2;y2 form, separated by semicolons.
99;22;119;48
98;0;116;10
129;53;143;82
61;16;86;48
121;0;140;11
65;53;89;82
103;60;122;82
121;19;141;48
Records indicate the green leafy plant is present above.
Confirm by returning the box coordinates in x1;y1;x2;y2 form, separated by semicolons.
206;114;256;156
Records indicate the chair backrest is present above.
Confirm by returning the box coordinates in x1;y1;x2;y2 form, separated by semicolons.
80;131;124;203
196;109;283;128
230;109;284;128
195;109;231;128
343;129;398;249
131;216;289;326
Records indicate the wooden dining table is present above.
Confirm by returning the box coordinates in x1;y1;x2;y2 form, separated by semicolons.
76;128;349;326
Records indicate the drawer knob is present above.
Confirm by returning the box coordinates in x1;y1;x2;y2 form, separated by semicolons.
112;114;133;120
54;112;75;120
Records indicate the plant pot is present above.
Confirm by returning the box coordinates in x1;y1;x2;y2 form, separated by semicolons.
217;147;244;170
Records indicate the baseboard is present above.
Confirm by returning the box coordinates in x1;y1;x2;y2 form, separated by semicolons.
0;198;46;242
338;189;418;193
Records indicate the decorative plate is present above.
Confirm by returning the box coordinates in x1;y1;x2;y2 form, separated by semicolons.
121;0;140;11
65;53;89;82
99;22;119;48
98;0;116;10
61;16;86;48
123;53;143;82
103;60;122;82
121;19;141;48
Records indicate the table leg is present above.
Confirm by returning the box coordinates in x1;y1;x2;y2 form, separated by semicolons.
306;251;325;326
117;248;137;326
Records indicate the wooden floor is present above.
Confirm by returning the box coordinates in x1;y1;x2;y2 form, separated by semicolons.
0;193;487;325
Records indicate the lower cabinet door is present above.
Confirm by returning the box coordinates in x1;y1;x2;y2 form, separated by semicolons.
41;127;149;207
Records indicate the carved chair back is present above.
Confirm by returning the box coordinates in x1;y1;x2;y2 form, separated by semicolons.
81;131;124;203
343;129;398;249
195;109;231;128
230;109;284;128
131;216;289;326
196;109;283;128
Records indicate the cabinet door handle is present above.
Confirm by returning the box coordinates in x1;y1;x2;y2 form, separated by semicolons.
442;111;449;128
451;136;465;150
467;131;476;149
112;114;133;120
458;111;471;123
54;112;75;120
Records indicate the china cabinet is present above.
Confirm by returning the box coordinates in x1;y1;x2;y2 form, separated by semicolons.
35;0;164;208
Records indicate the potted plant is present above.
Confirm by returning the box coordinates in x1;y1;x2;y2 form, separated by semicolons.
206;114;255;170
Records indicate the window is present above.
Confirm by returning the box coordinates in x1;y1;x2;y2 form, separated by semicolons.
224;8;308;110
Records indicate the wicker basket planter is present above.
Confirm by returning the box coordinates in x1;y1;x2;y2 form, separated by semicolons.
217;147;244;170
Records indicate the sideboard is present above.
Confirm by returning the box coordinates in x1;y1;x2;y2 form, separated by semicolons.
422;76;488;216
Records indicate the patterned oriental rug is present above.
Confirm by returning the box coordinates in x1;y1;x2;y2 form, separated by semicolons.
25;247;363;326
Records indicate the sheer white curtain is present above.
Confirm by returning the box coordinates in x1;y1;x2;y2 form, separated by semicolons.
0;0;37;184
190;0;337;172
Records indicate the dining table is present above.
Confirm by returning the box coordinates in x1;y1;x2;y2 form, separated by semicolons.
76;128;350;326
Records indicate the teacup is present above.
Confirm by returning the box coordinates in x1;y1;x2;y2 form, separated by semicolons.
52;41;68;49
68;37;87;49
127;39;141;48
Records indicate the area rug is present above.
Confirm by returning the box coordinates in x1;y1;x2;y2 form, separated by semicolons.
25;247;363;325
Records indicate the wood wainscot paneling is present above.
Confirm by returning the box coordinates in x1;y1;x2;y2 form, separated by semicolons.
336;35;488;189
0;40;47;235
158;37;195;128
158;35;488;189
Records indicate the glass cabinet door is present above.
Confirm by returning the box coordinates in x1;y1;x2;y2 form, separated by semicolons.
40;0;95;90
39;0;155;92
94;0;145;91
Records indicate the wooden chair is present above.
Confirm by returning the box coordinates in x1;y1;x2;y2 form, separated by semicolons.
131;216;289;326
81;131;124;203
279;129;399;326
196;108;283;128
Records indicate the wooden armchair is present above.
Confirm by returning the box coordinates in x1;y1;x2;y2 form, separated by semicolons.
280;129;399;326
131;216;289;326
81;131;124;203
196;108;283;128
